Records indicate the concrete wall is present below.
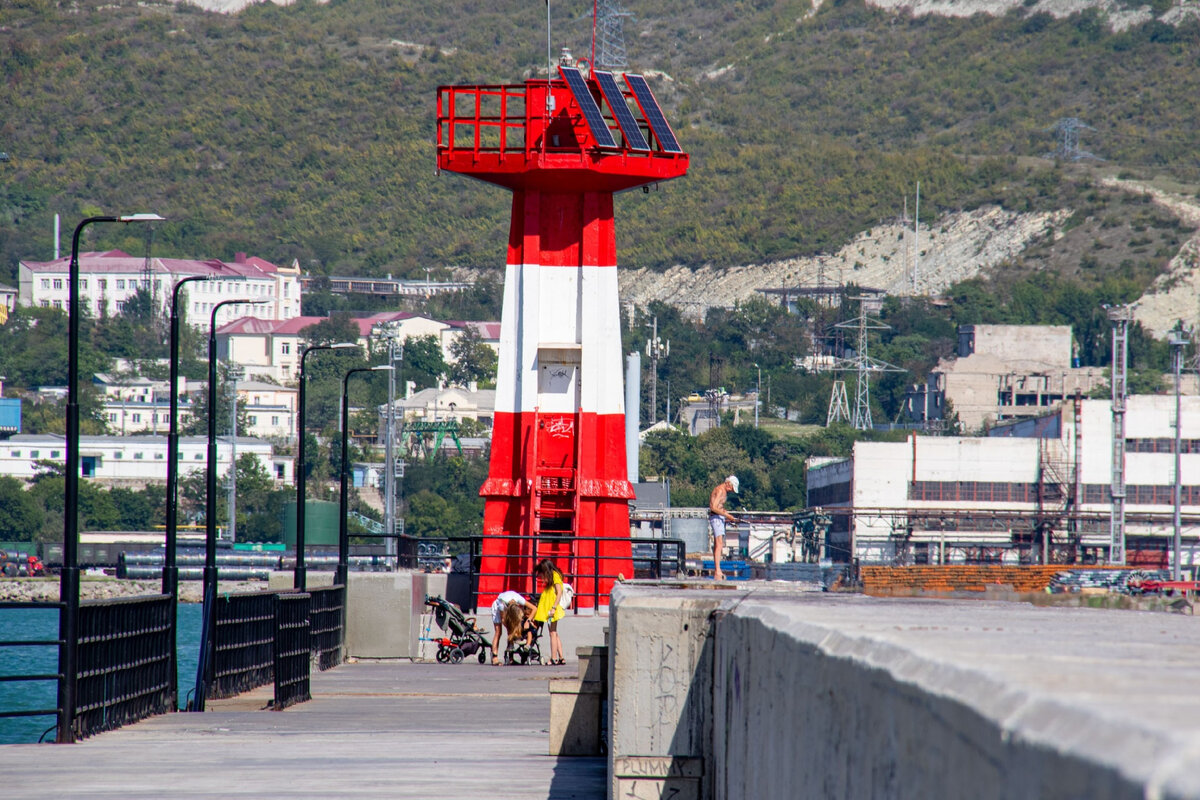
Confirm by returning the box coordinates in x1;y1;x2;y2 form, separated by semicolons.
610;582;1200;800
609;584;738;800
346;571;446;658
270;570;448;659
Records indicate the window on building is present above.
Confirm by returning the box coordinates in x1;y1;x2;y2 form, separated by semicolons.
53;300;62;310
10;451;20;457
53;278;63;290
40;279;50;289
80;280;88;291
113;452;122;459
98;279;107;290
281;342;291;355
30;450;39;458
132;413;141;423
155;453;164;460
116;301;125;313
40;300;49;308
248;415;258;425
116;279;125;289
275;464;285;480
51;450;60;458
194;454;203;460
134;452;144;459
271;416;279;426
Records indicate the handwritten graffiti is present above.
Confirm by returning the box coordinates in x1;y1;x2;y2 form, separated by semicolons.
618;780;690;800
546;416;575;439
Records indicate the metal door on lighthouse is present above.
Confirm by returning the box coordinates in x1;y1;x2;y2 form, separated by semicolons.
534;348;580;538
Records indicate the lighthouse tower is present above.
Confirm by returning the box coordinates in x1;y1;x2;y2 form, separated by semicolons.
437;60;689;610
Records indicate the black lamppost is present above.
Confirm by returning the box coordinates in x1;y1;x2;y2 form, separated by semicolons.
60;213;162;742
296;342;359;591
193;296;266;713
338;365;392;586
163;273;209;710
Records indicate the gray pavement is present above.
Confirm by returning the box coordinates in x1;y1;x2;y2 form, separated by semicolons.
1;614;611;800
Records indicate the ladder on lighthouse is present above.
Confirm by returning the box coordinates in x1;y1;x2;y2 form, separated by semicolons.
526;407;581;583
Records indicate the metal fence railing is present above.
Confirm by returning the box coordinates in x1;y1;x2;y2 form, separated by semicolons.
0;601;64;741
309;586;345;671
420;535;687;610
211;591;277;700
273;593;312;710
204;586;346;706
74;594;173;740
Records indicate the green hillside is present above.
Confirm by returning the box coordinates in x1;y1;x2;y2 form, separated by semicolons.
1;0;1198;280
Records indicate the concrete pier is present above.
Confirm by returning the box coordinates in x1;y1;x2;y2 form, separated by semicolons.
0;616;610;799
609;582;1200;800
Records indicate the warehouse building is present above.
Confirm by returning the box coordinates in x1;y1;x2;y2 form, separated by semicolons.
808;395;1200;569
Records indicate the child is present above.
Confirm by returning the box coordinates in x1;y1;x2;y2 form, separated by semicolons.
533;559;566;665
490;590;535;665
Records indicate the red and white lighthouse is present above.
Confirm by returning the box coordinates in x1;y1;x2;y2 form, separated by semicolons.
437;60;688;610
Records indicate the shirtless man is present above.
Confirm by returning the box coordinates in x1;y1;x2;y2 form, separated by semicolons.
708;475;739;580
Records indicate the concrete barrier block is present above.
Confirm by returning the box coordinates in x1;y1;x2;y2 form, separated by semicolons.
613;755;702;800
576;644;607;683
608;582;749;800
346;571;434;658
549;677;604;756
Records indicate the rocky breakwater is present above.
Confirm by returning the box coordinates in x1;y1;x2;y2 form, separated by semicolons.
0;578;270;603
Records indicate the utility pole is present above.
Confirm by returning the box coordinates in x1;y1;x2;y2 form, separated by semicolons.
828;299;904;431
1046;118;1100;162
645;317;668;426
1108;305;1133;565
754;363;761;428
383;337;403;561
1170;327;1188;581
227;366;240;543
595;0;631;71
913;181;920;295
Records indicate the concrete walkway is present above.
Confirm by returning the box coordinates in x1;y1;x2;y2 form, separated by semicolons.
1;615;610;800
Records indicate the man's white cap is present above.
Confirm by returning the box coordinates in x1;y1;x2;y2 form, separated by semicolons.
727;475;739;493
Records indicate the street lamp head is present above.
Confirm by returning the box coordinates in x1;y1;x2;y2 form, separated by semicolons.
371;365;395;371
118;213;166;224
330;342;359;350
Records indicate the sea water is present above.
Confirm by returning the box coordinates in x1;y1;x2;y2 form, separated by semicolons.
0;603;203;744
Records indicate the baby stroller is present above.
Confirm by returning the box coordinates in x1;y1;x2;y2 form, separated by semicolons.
503;616;543;666
423;595;491;664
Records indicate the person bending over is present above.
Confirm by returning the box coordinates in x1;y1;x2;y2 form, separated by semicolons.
490;590;535;665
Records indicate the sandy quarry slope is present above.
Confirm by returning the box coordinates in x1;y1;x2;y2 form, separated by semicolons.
618;206;1070;318
1103;178;1200;338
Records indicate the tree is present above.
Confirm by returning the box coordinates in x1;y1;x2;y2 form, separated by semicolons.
93;287;166;360
403;335;447;392
0;476;45;542
302;314;360;349
447;327;497;388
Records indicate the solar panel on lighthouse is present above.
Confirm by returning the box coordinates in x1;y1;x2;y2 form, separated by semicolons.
592;70;651;152
559;66;618;149
622;74;683;154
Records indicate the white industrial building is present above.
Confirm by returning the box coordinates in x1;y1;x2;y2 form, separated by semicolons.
18;251;302;326
0;434;293;489
808;395;1200;570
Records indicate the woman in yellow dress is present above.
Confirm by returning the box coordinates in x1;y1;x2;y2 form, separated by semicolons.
533;559;566;665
